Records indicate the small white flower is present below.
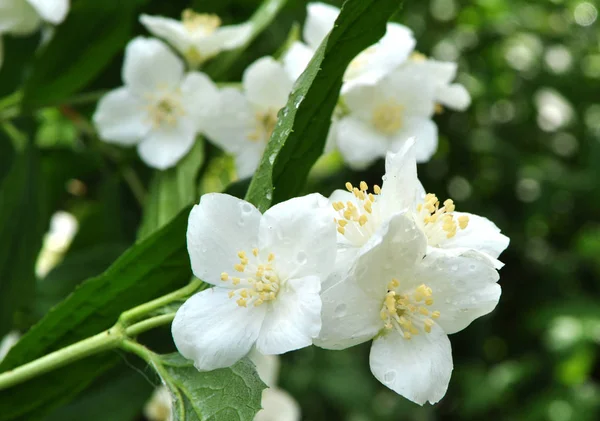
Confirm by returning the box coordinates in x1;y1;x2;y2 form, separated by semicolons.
0;0;69;67
328;138;509;272
35;210;78;278
144;386;173;421
140;10;251;68
172;193;336;371
93;37;219;170
282;2;415;92
317;213;501;404
335;65;439;169
203;56;293;178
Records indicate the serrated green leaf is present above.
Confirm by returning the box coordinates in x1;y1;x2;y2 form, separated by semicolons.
203;0;287;80
138;140;205;240
0;208;193;421
0;141;45;338
21;1;138;108
159;353;266;421
245;0;402;211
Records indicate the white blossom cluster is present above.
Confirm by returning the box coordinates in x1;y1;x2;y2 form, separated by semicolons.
92;2;470;177
174;137;508;405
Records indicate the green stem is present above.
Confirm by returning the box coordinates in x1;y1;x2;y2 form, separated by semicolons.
125;314;176;337
120;278;203;326
121;166;147;207
0;325;124;391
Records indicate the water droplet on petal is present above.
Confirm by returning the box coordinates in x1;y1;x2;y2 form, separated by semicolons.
334;303;347;317
451;264;459;272
241;203;253;213
383;370;396;384
469;264;476;271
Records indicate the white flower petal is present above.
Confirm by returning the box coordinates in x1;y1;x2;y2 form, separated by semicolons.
353;213;428;297
303;2;339;50
417;249;501;335
0;331;20;362
437;83;471;111
342;83;380;122
243;56;293;110
255;388;301;421
378;138;419;218
203;87;255;152
256;275;322;355
369;323;452;405
336;117;388;170
172;288;265;371
385;67;436;117
440;212;509;268
259;194;335;279
123;37;184;96
93;87;150;145
417;59;457;85
391;117;438;163
197;22;252;56
137;119;197;169
234;147;264;179
26;0;69;24
180;71;220;124
187;193;262;286
139;14;190;55
248;349;280;387
282;41;314;81
342;23;415;92
0;0;40;35
316;274;381;350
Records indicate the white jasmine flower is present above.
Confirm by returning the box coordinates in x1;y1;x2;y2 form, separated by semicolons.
203;56;293;178
93;37;219;170
0;331;20;362
35;210;78;278
140;10;251;68
335;65;439;169
172;193;336;371
0;0;69;67
317;213;501;404
144;386;173;421
328;138;509;272
282;2;415;92
407;53;471;111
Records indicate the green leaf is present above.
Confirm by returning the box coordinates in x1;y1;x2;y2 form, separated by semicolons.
245;0;402;211
0;208;193;421
158;353;266;421
21;1;138;109
0;142;45;338
138;140;205;240
203;0;287;79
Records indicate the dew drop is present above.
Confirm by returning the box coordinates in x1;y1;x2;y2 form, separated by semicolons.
451;264;459;272
266;192;272;201
268;153;277;165
238;218;245;227
296;251;308;264
469;264;476;271
241;203;254;213
334;303;347;317
383;370;396;384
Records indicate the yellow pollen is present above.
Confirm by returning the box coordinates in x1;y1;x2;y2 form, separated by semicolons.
417;193;469;242
248;110;278;142
147;95;185;128
252;248;259;257
431;311;441;319
458;215;469;229
338;220;348;227
345;182;353;192
374;185;381;194
238;251;246;259
410;51;428;62
236;298;247;307
232;277;241;285
182;10;221;33
220;272;229;281
228;291;235;298
268;253;275;262
337;226;345;235
358;215;368;226
372;100;404;134
364;201;372;214
360;181;368;191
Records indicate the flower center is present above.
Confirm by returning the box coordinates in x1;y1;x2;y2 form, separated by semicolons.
182;10;221;34
332;181;381;247
147;93;185;128
248;110;278;142
380;279;441;340
415;194;469;246
372;100;404;135
220;249;281;307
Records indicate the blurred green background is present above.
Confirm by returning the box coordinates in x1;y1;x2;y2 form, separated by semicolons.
1;0;599;420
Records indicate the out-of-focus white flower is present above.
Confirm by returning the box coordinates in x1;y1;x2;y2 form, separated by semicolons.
283;2;415;93
334;65;439;169
0;331;20;362
248;349;301;421
172;193;336;371
317;212;501;405
35;211;78;278
327;139;509;274
407;53;471;111
144;386;172;421
93;37;219;170
140;10;251;68
204;56;293;178
0;0;69;68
